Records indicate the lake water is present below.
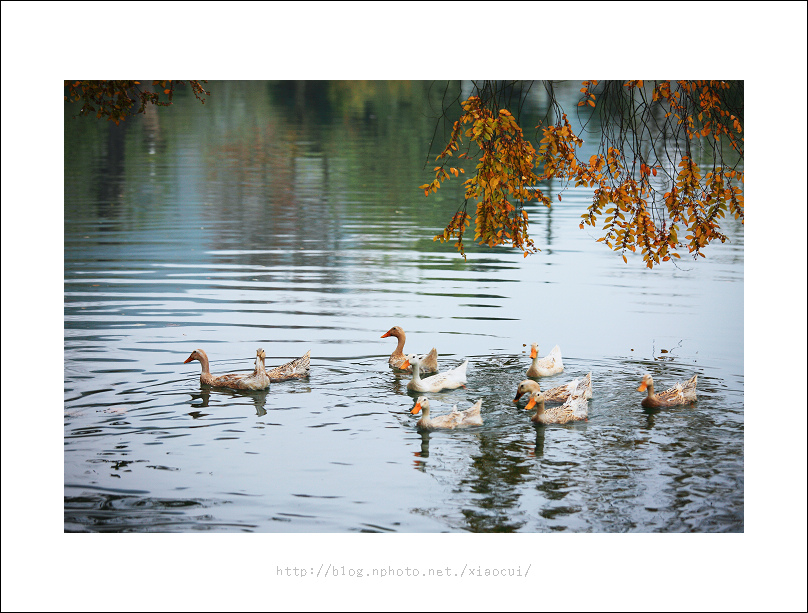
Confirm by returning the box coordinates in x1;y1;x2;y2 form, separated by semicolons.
62;81;744;534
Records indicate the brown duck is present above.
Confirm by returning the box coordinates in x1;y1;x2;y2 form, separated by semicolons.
410;397;483;431
381;326;438;373
513;373;592;404
184;348;270;390
637;373;697;408
524;390;588;425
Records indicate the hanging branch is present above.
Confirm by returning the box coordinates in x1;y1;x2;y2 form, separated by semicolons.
423;80;743;267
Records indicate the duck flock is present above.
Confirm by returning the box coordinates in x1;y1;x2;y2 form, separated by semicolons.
183;325;698;430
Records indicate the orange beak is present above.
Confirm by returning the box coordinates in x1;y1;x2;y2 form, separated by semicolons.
411;401;422;415
530;346;537;359
184;354;195;363
513;390;523;403
525;396;536;410
401;359;410;369
381;331;390;338
637;382;647;392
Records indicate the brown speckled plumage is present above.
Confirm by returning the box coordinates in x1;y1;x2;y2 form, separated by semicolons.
264;350;311;382
411;397;483;431
184;348;270;390
514;373;592;404
525;391;588;425
637;373;697;408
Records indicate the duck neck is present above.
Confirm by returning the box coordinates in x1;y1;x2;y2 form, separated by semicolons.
254;355;265;375
195;351;214;385
411;360;422;381
197;352;211;375
390;332;406;358
646;381;655;399
533;396;546;416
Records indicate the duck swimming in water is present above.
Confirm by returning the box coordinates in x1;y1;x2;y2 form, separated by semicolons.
184;348;270;390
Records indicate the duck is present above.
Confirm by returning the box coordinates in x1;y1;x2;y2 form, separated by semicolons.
526;343;564;377
637;373;697;408
184;348;270;391
401;354;468;393
513;372;592;404
381;326;438;373
410;397;483;430
263;349;311;382
524;390;588;425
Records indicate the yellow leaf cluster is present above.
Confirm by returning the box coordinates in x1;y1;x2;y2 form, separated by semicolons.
426;96;541;258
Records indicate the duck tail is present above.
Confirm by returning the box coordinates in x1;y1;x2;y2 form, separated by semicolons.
424;347;439;372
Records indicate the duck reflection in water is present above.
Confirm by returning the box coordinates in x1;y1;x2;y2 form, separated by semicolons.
641;404;662;429
532;426;546;458
187;388;268;417
190;389;211;408
413;432;431;471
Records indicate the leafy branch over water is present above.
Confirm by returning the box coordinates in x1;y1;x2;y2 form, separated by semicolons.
424;80;744;267
65;80;210;125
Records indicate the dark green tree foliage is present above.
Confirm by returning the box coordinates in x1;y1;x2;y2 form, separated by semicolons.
65;80;210;124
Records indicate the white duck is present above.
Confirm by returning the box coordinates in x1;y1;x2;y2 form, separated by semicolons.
526;343;564;377
401;354;468;393
513;372;592;404
411;397;483;430
524;390;588;425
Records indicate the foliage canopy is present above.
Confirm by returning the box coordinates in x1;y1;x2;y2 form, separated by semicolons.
64;80;210;125
423;80;744;267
